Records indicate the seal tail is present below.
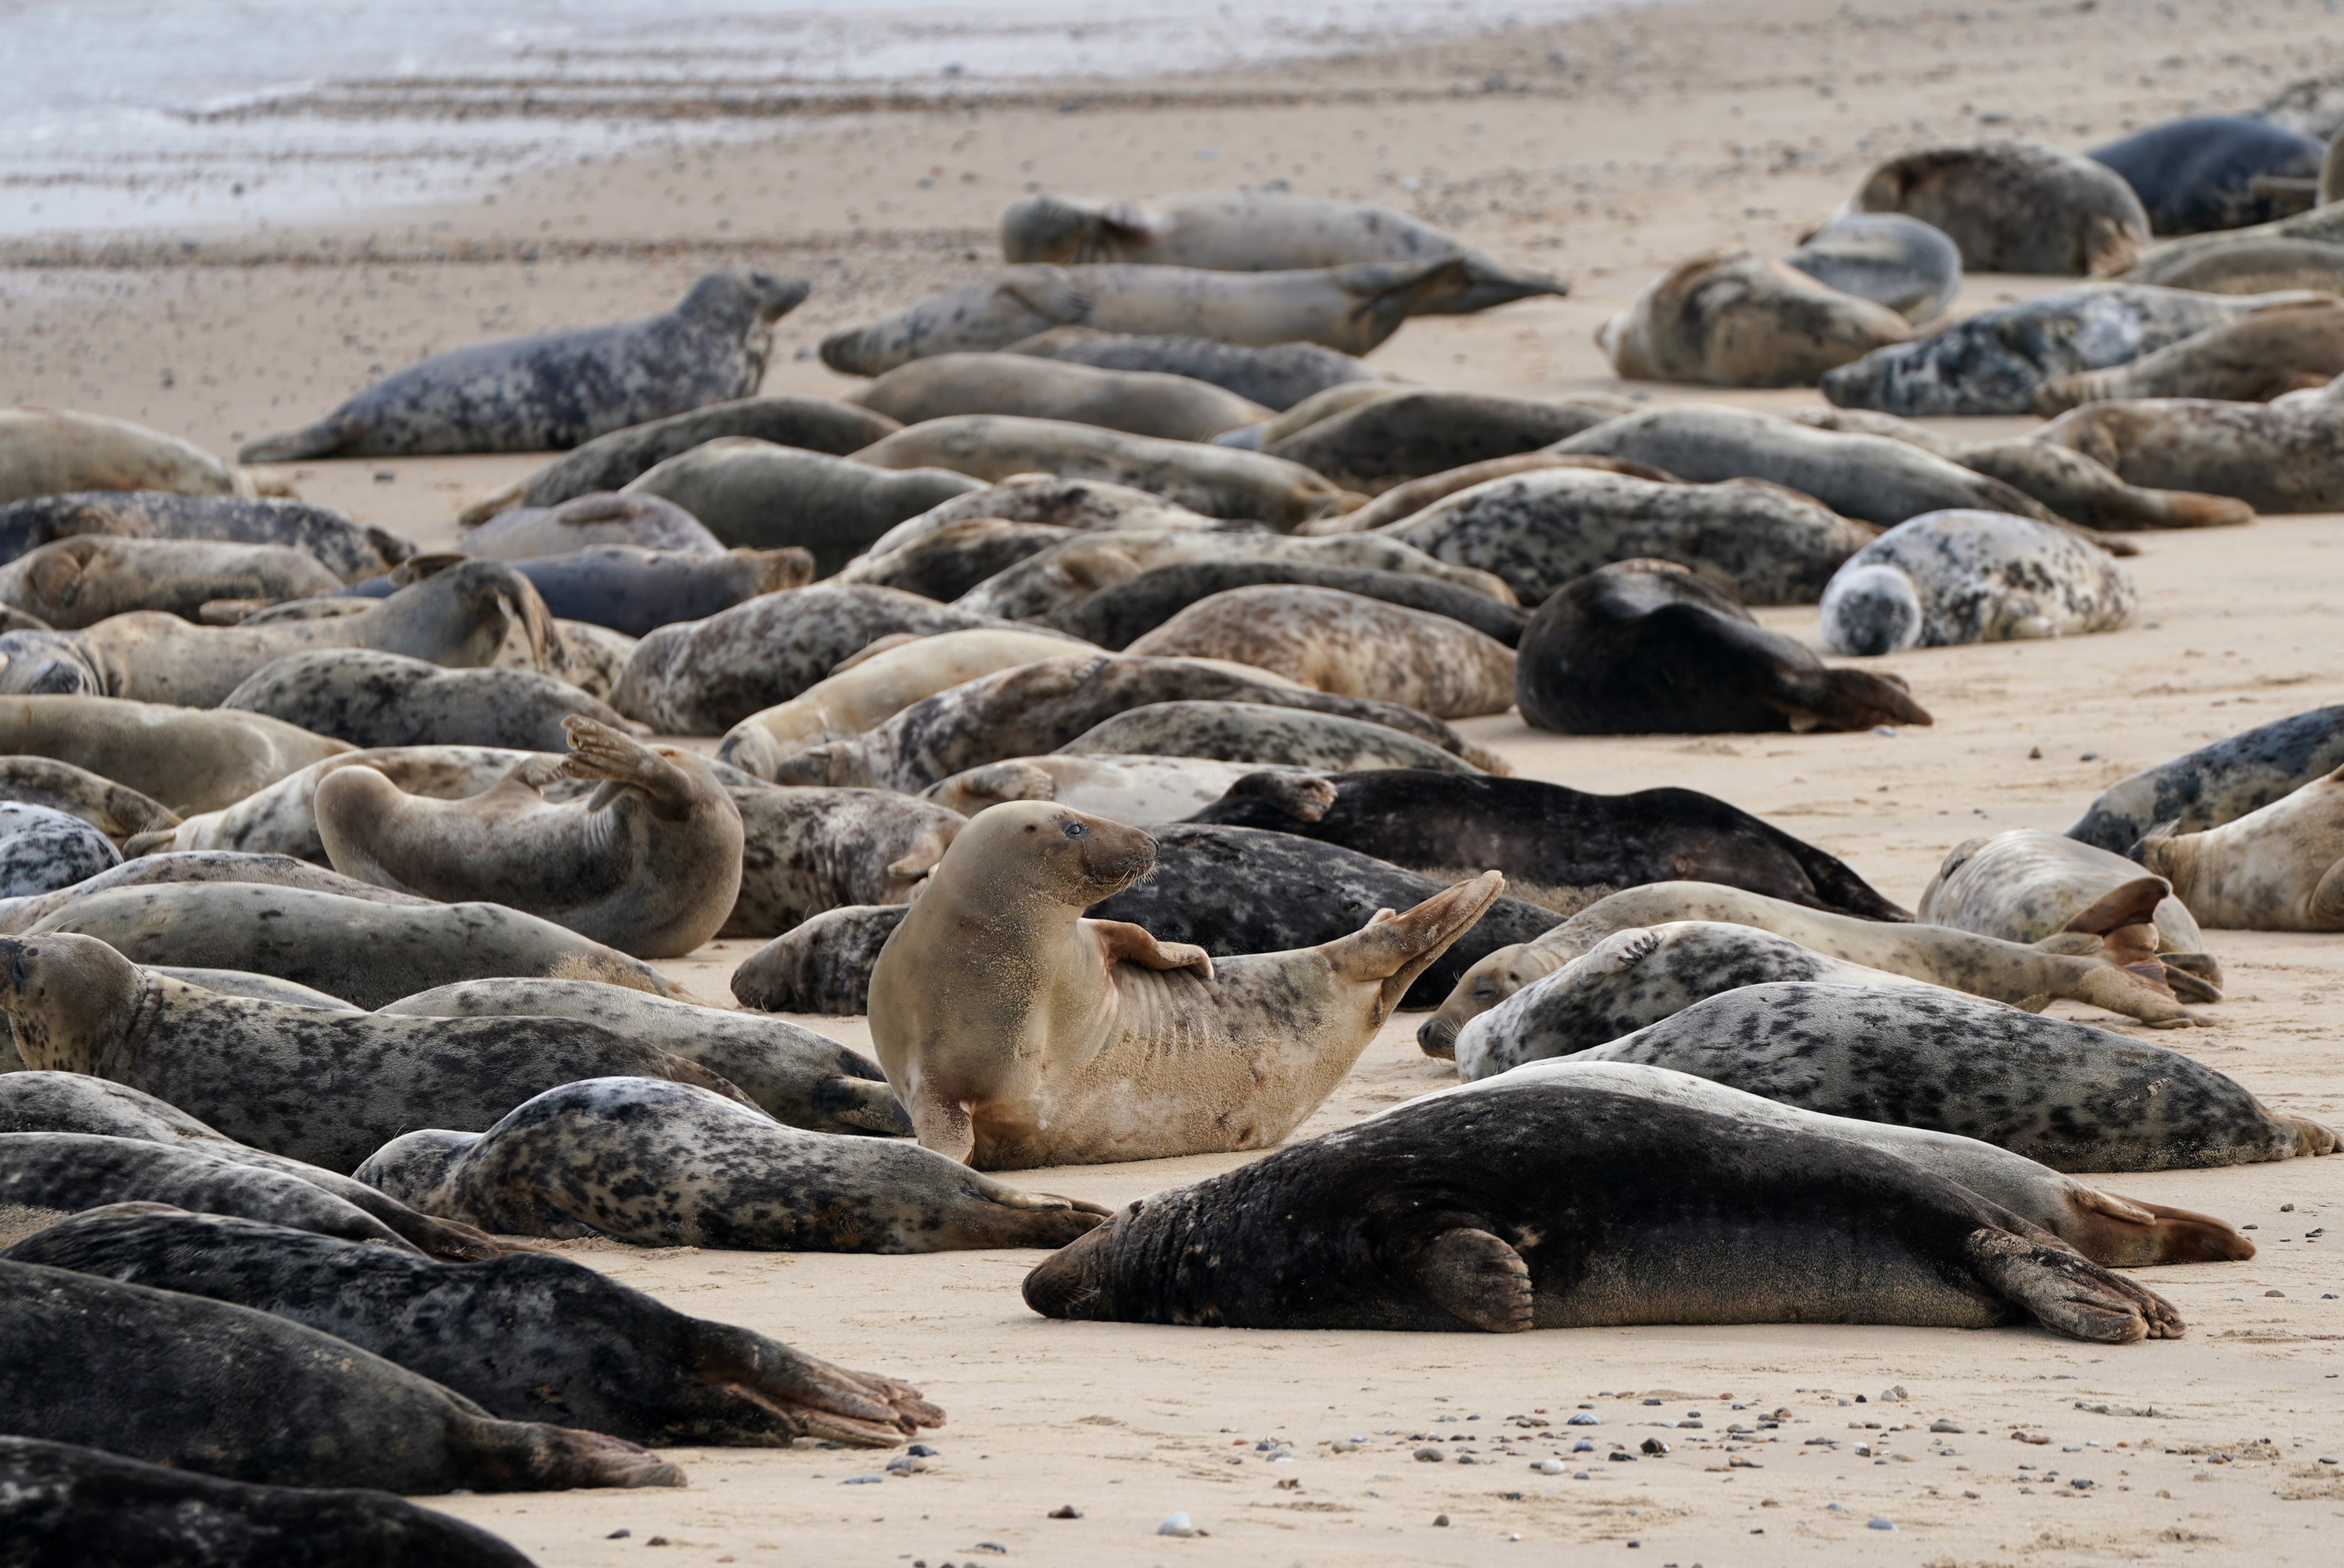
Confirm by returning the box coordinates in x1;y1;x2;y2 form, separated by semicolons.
1324;870;1506;1018
2065;1186;2255;1266
1964;1229;2183;1344
236;416;355;464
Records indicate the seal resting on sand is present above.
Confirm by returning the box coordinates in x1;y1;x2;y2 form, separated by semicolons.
1818;509;2136;655
1852;139;2150;275
2139;765;2344;929
867;801;1504;1169
2067;705;2344;853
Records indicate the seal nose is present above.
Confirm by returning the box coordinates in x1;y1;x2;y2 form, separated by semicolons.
1416;1015;1458;1058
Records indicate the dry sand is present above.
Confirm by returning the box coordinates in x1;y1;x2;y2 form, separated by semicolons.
9;0;2344;1562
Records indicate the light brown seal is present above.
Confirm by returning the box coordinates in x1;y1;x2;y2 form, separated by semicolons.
1598;248;1913;386
0;696;351;814
2139;765;2344;929
2034;298;2344;412
849;353;1270;441
0;537;340;629
1853;139;2151;275
1918;829;2207;955
2032;393;2344;513
0;408;262;505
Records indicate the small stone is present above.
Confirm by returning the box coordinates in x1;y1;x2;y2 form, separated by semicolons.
1049;1505;1082;1519
886;1456;927;1473
1414;1446;1445;1463
908;1444;940;1457
1573;1439;1596;1453
1574;1470;1591;1480
607;1531;631;1540
1931;1421;1965;1434
2283;1204;2296;1212
1867;1517;1896;1531
2029;746;2042;759
1158;1512;1196;1537
1568;1412;1600;1425
1609;1451;1637;1463
1642;1398;1663;1406
1534;1458;1567;1474
1433;1513;1450;1527
2080;751;2098;761
2268;1289;2287;1297
1329;1439;1362;1453
1827;1503;1847;1513
1640;1438;1670;1456
842;1474;883;1485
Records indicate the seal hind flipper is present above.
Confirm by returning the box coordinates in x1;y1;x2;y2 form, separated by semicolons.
2286;1113;2343;1156
1394;1226;1535;1333
237;416;356;465
2061;875;2172;937
1322;870;1505;1018
1774;666;1935;732
1963;1229;2183;1343
2069;1188;2255;1265
811;1074;916;1136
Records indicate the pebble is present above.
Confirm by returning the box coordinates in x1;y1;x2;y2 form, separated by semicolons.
1048;1505;1082;1519
606;1530;632;1540
1640;1438;1670;1456
1609;1451;1638;1463
2268;1289;2286;1298
1329;1439;1363;1453
1415;1447;1445;1463
1568;1412;1601;1425
886;1456;927;1474
909;1444;941;1457
1158;1513;1197;1538
1573;1439;1596;1453
1433;1514;1450;1527
1574;1470;1592;1480
1868;1517;1897;1531
1930;1421;1964;1433
1534;1458;1567;1474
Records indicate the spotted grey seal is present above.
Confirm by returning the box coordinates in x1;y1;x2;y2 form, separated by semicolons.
239;269;809;461
870;801;1504;1167
1002;326;1388;411
923;753;1318;824
0;408;260;506
1819;508;2135;655
2032;394;2344;512
0;536;340;628
1598;248;1913;386
2067;705;2344;853
2089;115;2324;234
125;747;536;860
0;850;427;939
0;1259;684;1490
862;473;1226;557
2126;236;2344;295
1061;699;1485;776
360;1076;1108;1250
721;781;962;941
2138;766;2344;929
850;352;1270;441
0;803;118;898
731;903;905;1015
0;696;351;814
621;439;982;575
1853;139;2151;275
462;543;811;638
0;491;413;582
1919;829;2205;954
0;756;177;841
1042;559;1527;649
2034;298;2344;412
1783;213;1964;321
11;1206;941;1446
1020;1069;2184;1340
1308;452;1680;533
1261;390;1632;493
221;649;631;751
825;519;1077;602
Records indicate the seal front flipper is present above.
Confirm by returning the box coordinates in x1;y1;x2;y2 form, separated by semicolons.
1392;1225;1535;1332
557;715;698;811
688;1319;942;1447
1092;919;1212;977
1963;1229;2183;1343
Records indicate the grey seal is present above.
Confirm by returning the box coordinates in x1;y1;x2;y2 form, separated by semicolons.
1059;700;1485;775
849;352;1270;441
923;753;1314;823
731;903;906;1015
2139;766;2344;929
458;491;723;559
860;473;1223;556
1260;390;1631;493
1853;138;2151;275
0;756;178;841
1040;558;1527;649
2088;115;2325;234
1919;829;2207;955
486;544;812;636
0;850;429;937
127;747;537;860
2032;392;2344;513
0;490;413;582
1819;508;2136;655
1597;248;1912;385
2125;236;2344;294
1002;326;1387;411
239;268;810;461
2068;705;2344;853
1782;213;1963;321
221;649;633;751
2033;298;2344;412
0;536;340;628
721;780;963;940
827;519;1079;602
622;438;983;575
1311;452;1683;533
0;803;119;897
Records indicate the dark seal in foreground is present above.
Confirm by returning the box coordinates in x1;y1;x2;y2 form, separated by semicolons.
1022;1077;2184;1343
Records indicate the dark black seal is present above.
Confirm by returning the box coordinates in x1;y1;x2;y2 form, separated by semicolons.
1263;390;1622;493
493;393;904;512
1020;1075;2185;1342
0;1435;534;1568
2066;703;2344;853
0;1259;682;1491
0;492;414;581
8;1206;942;1447
1003;326;1383;411
1514;560;1933;734
1042;559;1528;649
1184;767;1908;919
2089;115;2324;235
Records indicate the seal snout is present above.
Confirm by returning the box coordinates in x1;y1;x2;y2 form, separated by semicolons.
1020;1218;1118;1320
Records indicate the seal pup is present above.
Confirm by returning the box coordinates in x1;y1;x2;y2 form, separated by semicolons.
849;352;1270;441
1059;700;1486;776
222;650;632;751
1042;559;1527;649
127;747;535;860
1819;509;2136;655
1516;559;1932;735
1553;404;2063;528
2032;393;2344;512
458;394;903;522
0;490;413;582
850;415;1361;528
2088;115;2325;234
1818;283;2321;417
621;439;983;575
0;1434;538;1568
826;519;1080;602
1020;1072;2184;1341
0;1260;684;1491
1565;981;2334;1171
862;473;1224;556
2138;766;2344;929
0;536;340;628
1782;213;1963;321
316;717;743;960
1853;139;2151;275
1410;1061;2249;1267
1920;829;2207;954
1002;326;1388;410
721;782;962;941
11;1207;940;1447
0;932;742;1172
360;1076;1108;1250
1261;390;1632;492
2068;705;2344;853
1124;585;1516;718
0;408;257;505
1597;248;1913;385
378;978;909;1134
459;491;723;559
732;904;906;1015
760;654;1502;792
1186;769;1909;920
1386;468;1876;605
2034;299;2344;411
868;801;1505;1167
0;696;350;814
0;756;177;841
239;269;809;461
924;754;1319;824
998;189;1567;312
818;259;1500;374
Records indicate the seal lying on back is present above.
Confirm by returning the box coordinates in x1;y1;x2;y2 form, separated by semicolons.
0;1260;683;1491
1920;829;2205;954
1565;980;2335;1171
1261;391;1630;493
1020;1070;2184;1341
316;717;742;959
870;802;1504;1167
0;490;413;581
1386;468;1876;605
2033;393;2344;512
1819;509;2136;655
1853;139;2151;275
1003;326;1388;411
2088;115;2324;234
0;695;351;813
1186;769;1909;919
0;408;259;505
361;1077;1109;1250
2139;765;2344;930
379;978;909;1134
0;1435;537;1568
622;439;983;575
2034;300;2344;412
222;650;631;751
2067;705;2344;853
1782;214;1963;321
0;536;339;628
1516;560;1932;735
1597;248;1913;386
0;933;742;1172
819;259;1510;374
1042;559;1528;649
12;1207;940;1447
850;352;1270;441
459;491;723;559
239;268;809;461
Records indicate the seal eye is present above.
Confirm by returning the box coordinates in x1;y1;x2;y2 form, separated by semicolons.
1062;821;1086;839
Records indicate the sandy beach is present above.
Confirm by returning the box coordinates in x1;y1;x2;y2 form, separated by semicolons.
10;0;2344;1561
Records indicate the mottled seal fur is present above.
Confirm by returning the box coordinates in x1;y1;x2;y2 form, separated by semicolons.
0;409;261;506
2067;705;2344;853
1021;1072;2185;1340
1565;981;2334;1172
850;352;1270;441
1783;213;1964;322
1819;284;2319;417
622;439;983;575
0;756;177;841
1854;139;2151;276
827;519;1078;602
721;781;961;941
1819;508;2135;655
127;747;536;860
732;904;906;1015
1002;326;1387;411
378;977;908;1134
0;1259;684;1491
863;473;1224;555
1516;559;1932;735
316;717;742;959
359;1076;1108;1250
10;1207;940;1447
760;653;1501;791
0;932;740;1171
0;491;413;582
0;850;428;938
2035;299;2344;412
2126;236;2344;295
923;753;1316;824
0;803;119;897
1124;585;1515;718
2032;394;2344;513
1061;700;1484;775
870;801;1505;1167
2089;115;2324;234
1919;830;2205;954
459;491;723;559
0;697;348;814
0;1434;537;1568
1387;468;1876;605
239;269;809;461
1261;390;1630;493
458;394;902;523
1597;248;1913;385
1310;452;1681;533
1043;559;1527;649
1186;768;1908;921
2139;765;2344;929
0;1133;423;1252
0;536;340;628
221;649;631;751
